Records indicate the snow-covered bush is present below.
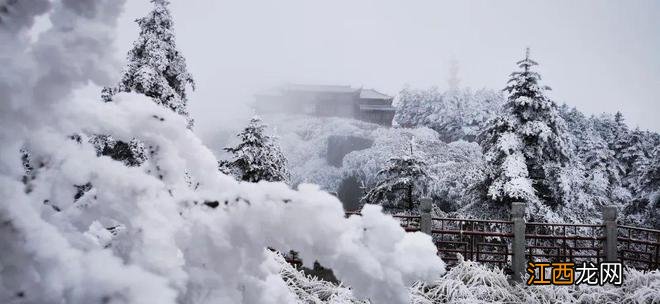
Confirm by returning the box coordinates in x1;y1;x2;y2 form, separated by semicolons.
274;251;369;304
0;2;447;303
278;252;660;304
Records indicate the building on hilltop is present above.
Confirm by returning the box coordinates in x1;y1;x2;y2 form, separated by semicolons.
254;84;395;126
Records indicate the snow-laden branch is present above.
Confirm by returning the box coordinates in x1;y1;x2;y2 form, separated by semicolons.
0;2;444;303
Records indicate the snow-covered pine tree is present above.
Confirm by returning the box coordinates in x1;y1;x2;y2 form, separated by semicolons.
94;0;193;168
561;107;623;201
102;0;195;128
478;48;570;209
611;112;633;174
361;142;430;213
630;145;660;228
221;117;289;183
616;129;653;182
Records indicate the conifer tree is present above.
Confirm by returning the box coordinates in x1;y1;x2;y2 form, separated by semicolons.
103;0;195;128
623;145;660;229
220;117;289;183
95;0;193;168
478;48;570;208
638;146;660;199
361;141;430;213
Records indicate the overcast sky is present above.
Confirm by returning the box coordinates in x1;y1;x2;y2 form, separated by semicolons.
107;0;659;137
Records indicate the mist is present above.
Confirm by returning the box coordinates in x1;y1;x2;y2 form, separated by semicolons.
3;1;659;302
75;0;659;148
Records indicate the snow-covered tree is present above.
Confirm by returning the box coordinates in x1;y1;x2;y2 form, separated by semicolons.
1;2;451;303
629;145;660;228
102;0;195;128
93;0;193;168
478;48;570;209
621;136;660;228
220;116;290;183
618;130;654;181
361;142;431;212
395;87;503;142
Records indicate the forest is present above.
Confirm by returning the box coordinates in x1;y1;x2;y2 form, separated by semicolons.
1;1;658;303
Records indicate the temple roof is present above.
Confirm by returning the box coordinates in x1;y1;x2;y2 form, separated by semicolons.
256;84;392;100
359;88;392;100
283;84;359;93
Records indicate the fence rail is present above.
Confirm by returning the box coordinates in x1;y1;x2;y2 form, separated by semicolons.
618;225;660;270
345;200;660;281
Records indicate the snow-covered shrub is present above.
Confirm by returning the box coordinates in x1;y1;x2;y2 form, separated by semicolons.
89;134;148;167
274;251;369;304
278;250;660;304
0;2;447;303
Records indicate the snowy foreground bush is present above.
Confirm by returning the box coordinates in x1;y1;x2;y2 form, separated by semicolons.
0;1;444;303
278;253;660;304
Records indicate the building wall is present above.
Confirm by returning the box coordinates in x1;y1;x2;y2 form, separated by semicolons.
357;98;395;125
359;110;395;126
254;91;394;126
313;92;358;118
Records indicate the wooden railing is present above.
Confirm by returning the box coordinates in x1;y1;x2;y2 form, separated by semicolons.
618;225;660;270
345;200;660;280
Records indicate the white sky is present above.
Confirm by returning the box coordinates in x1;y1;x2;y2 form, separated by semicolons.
108;0;659;136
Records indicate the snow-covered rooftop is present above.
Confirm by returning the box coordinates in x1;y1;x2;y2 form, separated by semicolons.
256;85;393;98
359;88;392;100
283;84;359;93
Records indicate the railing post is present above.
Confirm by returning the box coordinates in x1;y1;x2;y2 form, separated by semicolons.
511;202;526;282
603;206;618;261
420;197;432;235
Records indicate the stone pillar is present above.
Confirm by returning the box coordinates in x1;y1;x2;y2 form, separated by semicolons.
419;197;432;235
511;202;526;282
603;206;618;261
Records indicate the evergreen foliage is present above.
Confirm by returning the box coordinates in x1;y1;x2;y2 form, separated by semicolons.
558;107;659;226
395;87;504;142
89;135;147;167
478;48;570;210
221;117;290;183
102;0;195;127
361;141;431;212
94;0;193;168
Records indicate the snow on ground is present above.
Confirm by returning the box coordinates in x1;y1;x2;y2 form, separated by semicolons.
278;252;660;304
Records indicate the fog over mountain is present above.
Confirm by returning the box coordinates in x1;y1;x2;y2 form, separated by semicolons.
3;1;659;303
56;0;660;144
